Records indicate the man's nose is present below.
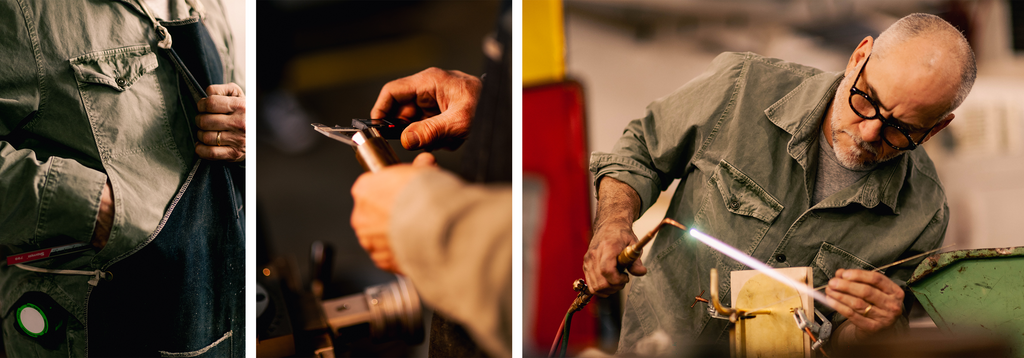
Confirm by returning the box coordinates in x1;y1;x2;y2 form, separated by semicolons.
858;117;884;143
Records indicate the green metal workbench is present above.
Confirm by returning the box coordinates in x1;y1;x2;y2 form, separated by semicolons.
908;246;1024;357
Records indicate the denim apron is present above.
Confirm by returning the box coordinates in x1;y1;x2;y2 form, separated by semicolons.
87;1;245;356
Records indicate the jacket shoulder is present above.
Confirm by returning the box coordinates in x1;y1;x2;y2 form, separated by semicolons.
709;52;825;78
906;149;947;204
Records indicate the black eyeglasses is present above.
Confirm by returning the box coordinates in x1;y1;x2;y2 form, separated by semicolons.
849;55;937;151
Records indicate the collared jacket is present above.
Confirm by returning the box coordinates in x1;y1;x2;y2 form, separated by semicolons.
590;52;947;353
0;0;239;355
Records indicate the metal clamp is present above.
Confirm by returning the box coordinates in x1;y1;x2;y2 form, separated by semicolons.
792;307;831;351
708;268;771;323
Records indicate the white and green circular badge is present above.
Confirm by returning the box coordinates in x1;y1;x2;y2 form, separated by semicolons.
17;303;48;337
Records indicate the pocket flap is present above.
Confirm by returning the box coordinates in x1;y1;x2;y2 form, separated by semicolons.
812;242;878;280
69;45;158;91
712;160;783;223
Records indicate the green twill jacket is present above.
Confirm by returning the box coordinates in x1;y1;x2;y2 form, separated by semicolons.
0;0;239;355
590;52;947;352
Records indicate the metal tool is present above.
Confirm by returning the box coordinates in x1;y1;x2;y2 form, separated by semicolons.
792;307;828;354
551;218;687;357
708;268;772;323
351;118;409;140
573;218;687;312
311;123;400;173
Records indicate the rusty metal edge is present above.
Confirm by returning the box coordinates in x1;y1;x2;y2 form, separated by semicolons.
907;246;1024;285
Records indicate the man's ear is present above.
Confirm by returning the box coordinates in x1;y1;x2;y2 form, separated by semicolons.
846;36;874;75
922;113;955;143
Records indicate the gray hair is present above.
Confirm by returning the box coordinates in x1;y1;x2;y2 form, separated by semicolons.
874;13;977;118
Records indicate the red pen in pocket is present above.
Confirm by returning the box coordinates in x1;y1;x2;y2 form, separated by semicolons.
6;242;92;266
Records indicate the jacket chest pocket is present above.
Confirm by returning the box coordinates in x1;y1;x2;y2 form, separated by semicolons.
69;45;178;163
694;160;783;281
810;241;876;318
811;241;877;288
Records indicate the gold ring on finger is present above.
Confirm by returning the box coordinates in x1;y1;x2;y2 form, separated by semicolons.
216;131;222;146
863;304;873;316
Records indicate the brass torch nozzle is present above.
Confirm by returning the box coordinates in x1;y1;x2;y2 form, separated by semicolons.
616;218;687;269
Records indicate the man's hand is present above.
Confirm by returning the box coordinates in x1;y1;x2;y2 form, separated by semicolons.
196;83;245;162
584;223;646;297
92;179;114;249
351;153;438;273
371;67;482;151
583;177;646;297
826;268;905;340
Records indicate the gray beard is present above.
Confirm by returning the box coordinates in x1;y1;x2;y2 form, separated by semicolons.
829;76;902;171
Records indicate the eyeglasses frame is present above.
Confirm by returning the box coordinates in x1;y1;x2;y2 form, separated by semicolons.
848;55;938;151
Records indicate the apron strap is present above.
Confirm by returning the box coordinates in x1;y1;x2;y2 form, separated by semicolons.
134;0;173;49
184;0;207;19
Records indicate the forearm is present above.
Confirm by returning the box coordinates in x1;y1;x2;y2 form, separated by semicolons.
594;176;642;231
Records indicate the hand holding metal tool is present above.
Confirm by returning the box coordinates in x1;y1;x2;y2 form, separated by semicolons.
550;218;687;357
311;120;402;173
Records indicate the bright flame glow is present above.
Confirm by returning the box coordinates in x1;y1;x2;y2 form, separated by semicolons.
689;229;831;308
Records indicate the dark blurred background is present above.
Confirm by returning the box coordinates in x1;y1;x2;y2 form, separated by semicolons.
256;1;500;356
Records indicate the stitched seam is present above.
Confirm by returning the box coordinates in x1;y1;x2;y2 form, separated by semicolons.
100;160;201;270
32;158;58;241
71;48;159;92
160;17;200;25
719;160;784;212
750;54;816;78
771;212;811;265
822;242;875;269
107;143;175;159
16;0;47;130
69;44;151;64
149;58;185;171
77;75;111;160
592;155;662;186
692;58;749;163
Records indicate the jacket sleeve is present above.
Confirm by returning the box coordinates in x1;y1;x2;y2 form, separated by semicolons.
589;52;750;214
0;4;107;247
389;169;512;358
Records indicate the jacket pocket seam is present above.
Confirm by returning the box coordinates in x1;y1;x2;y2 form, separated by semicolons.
69;44;158;92
812;242;878;280
715;160;783;222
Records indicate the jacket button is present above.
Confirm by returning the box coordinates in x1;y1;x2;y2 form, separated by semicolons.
727;198;739;210
775;254;787;263
116;78;126;87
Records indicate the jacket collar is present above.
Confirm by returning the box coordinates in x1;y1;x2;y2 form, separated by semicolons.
764;71;906;214
114;0;194;21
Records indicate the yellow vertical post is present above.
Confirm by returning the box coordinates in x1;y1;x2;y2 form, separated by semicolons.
524;0;565;87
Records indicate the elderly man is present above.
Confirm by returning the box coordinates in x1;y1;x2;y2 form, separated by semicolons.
584;13;975;352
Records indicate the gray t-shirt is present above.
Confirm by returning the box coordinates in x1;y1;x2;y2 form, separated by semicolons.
812;129;876;206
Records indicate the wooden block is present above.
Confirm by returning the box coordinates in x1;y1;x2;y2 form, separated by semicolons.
730;267;813;358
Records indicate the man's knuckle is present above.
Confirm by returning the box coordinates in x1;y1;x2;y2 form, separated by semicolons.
424;67;444;77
